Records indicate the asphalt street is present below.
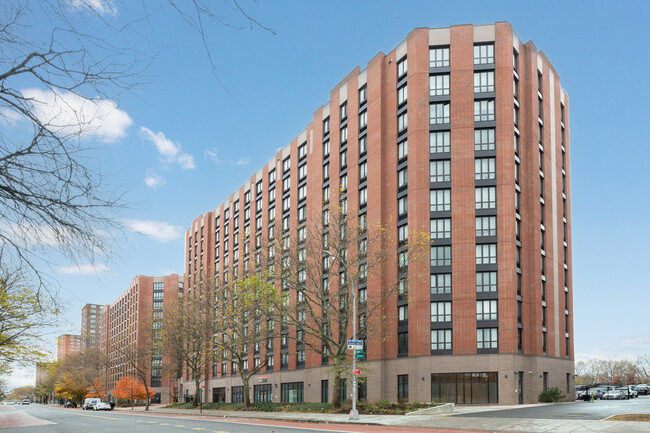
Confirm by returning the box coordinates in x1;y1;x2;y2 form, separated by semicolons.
457;395;650;420
0;404;482;433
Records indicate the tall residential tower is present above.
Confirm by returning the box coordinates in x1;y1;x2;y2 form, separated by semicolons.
183;22;573;405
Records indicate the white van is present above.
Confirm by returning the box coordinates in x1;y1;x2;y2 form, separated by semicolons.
82;398;101;410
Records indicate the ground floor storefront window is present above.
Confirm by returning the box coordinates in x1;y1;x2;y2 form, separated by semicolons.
281;382;304;402
431;372;497;404
231;386;244;403
212;387;225;402
254;384;272;402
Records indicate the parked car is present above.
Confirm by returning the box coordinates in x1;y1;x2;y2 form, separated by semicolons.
93;402;112;411
602;390;626;400
64;401;77;408
21;399;30;405
619;386;638;398
82;398;101;410
634;385;649;395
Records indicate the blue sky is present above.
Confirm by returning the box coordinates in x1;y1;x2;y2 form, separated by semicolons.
6;0;650;388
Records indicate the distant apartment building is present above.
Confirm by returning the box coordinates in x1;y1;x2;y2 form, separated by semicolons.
181;22;573;405
81;303;103;349
100;274;183;404
35;362;55;387
56;334;82;361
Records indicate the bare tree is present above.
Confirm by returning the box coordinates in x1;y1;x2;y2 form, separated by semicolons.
278;204;428;407
162;288;213;407
0;0;275;294
212;273;280;408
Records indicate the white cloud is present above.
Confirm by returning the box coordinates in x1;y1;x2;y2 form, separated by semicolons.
123;219;183;242
140;127;195;169
205;147;249;166
58;263;110;275
144;171;166;188
67;0;117;16
22;88;132;142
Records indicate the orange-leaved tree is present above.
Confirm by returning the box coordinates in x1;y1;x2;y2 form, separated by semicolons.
113;376;153;409
85;377;106;399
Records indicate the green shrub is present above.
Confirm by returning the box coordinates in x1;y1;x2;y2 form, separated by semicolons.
539;387;564;402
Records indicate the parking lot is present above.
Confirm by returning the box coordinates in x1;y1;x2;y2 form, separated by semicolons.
457;395;650;420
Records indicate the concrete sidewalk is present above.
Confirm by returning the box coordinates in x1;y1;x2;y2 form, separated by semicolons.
112;403;650;432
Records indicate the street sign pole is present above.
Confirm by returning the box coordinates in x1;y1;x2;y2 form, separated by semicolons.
349;268;359;421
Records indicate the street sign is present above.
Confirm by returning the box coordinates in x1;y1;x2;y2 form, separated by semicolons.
355;349;364;359
347;339;363;350
201;385;205;389
352;369;361;375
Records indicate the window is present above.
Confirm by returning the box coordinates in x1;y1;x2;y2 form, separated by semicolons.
397;375;409;401
475;186;496;209
430;131;450;153
476;216;496;237
298;143;307;159
398;167;408;188
359;136;367;154
431;246;451;267
398;332;408;354
475;158;496;180
323;140;330;157
476;271;497;293
283;176;290;193
298;205;306;222
477;300;498;321
477;328;498;349
430;189;450;212
340;102;347;121
474;129;495;151
359;110;367;129
430;103;450;124
398;196;408;215
430;160;450;182
429;46;450;68
359;187;367;207
281;382;304;403
359;85;367;104
476;244;497;265
359;162;367;180
514;78;519;100
431;329;452;350
431;301;452;322
474;71;494;93
339;125;347;143
282;196;290;212
397;56;407;77
298;164;307;180
398;112;407;132
398;139;408;160
474;44;494;64
283;157;291;174
398;305;408;322
323;117;330;135
430;218;451;239
340;174;347;191
398;224;408;243
398;85;407;105
323;162;330;180
398;250;408;269
340;149;347;168
431;273;451;295
474;100;495;122
429;74;450;96
323;186;330;203
514;105;519;127
513;50;518;72
298;185;306;201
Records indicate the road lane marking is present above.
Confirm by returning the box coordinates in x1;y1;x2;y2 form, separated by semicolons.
159;422;170;425
175;425;185;427
192;428;205;431
146;421;157;423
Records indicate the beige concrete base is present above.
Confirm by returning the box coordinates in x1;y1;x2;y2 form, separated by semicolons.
406;403;454;415
180;353;574;406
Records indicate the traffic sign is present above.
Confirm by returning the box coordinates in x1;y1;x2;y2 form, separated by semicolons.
355;349;365;359
347;339;363;350
201;385;205;389
352;369;361;375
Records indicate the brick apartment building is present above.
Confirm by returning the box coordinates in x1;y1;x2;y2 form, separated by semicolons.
99;274;183;404
81;303;103;349
56;334;82;361
182;22;573;405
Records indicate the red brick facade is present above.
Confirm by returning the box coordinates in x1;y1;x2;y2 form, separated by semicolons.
183;22;573;405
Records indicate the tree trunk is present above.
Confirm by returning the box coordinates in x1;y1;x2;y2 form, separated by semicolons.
242;373;251;408
144;383;150;411
194;376;200;407
332;373;341;408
